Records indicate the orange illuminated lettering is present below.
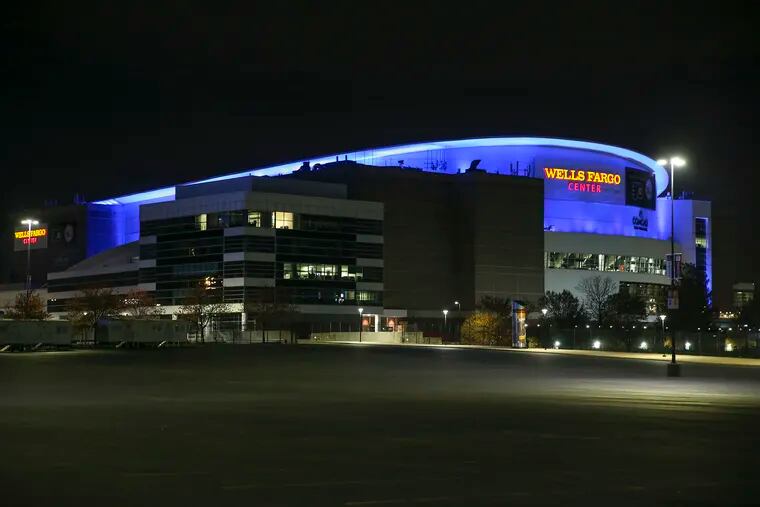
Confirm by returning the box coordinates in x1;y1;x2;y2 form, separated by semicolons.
15;228;47;239
544;167;621;192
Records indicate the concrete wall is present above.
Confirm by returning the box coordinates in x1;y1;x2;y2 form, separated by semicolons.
310;331;438;344
289;164;545;310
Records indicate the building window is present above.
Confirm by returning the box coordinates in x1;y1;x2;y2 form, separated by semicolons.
248;211;262;227
196;213;207;231
272;211;294;229
546;251;666;276
695;217;708;248
695;217;708;274
282;263;341;280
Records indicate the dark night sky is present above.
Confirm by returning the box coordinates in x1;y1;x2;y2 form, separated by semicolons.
2;2;758;306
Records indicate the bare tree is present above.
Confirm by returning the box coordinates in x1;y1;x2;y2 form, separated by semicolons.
66;287;124;343
246;299;299;343
576;275;616;325
6;291;49;320
176;283;230;342
122;290;164;319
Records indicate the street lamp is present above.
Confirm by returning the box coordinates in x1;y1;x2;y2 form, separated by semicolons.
657;156;685;374
358;307;364;343
20;218;39;293
659;314;667;352
454;300;461;311
541;308;548;348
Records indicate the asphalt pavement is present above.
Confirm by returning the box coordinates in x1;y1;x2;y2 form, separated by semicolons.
1;343;759;506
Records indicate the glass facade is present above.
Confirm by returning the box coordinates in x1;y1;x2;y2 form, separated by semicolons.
695;217;708;276
47;269;140;312
545;252;666;275
139;208;383;307
618;282;667;315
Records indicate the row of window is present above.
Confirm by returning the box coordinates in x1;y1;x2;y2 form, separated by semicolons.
152;286;382;306
141;211;382;236
281;263;382;282
545;252;667;275
148;261;382;282
196;211;295;230
48;271;139;294
142;234;382;262
276;236;383;259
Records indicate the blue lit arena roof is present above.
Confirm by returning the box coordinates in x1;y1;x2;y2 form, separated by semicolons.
92;137;669;206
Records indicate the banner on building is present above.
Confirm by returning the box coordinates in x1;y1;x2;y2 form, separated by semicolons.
512;300;527;348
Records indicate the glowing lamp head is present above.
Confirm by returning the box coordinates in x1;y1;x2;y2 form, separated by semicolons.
685;341;692;351
21;219;39;226
639;341;648;350
553;340;560;349
541;308;548;316
442;309;448;316
659;314;667;322
592;340;601;350
358;307;364;315
656;157;686;168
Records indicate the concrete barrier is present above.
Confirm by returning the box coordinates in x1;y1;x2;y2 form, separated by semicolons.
310;331;439;345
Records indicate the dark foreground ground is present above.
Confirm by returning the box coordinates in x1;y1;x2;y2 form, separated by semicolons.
2;344;760;506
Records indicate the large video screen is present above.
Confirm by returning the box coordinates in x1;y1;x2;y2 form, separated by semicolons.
625;167;656;210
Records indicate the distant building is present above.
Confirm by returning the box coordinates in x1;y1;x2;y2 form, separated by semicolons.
733;282;755;309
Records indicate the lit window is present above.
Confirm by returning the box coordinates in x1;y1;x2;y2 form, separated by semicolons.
272;211;294;229
196;214;207;231
248;211;261;227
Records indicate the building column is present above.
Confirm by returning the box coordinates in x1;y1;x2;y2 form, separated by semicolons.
374;314;379;332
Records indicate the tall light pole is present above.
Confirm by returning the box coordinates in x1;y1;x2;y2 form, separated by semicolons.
454;300;461;311
358;307;364;343
541;308;548;348
442;309;448;339
657;156;685;371
21;219;39;294
659;314;667;352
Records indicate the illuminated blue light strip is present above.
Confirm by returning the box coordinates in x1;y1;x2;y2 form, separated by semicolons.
92;137;669;205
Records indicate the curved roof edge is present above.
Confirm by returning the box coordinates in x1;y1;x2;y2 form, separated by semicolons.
93;137;669;205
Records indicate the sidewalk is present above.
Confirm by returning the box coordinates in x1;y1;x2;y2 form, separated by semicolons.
312;340;760;367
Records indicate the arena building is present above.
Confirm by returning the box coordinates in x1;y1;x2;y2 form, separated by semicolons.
30;137;710;335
